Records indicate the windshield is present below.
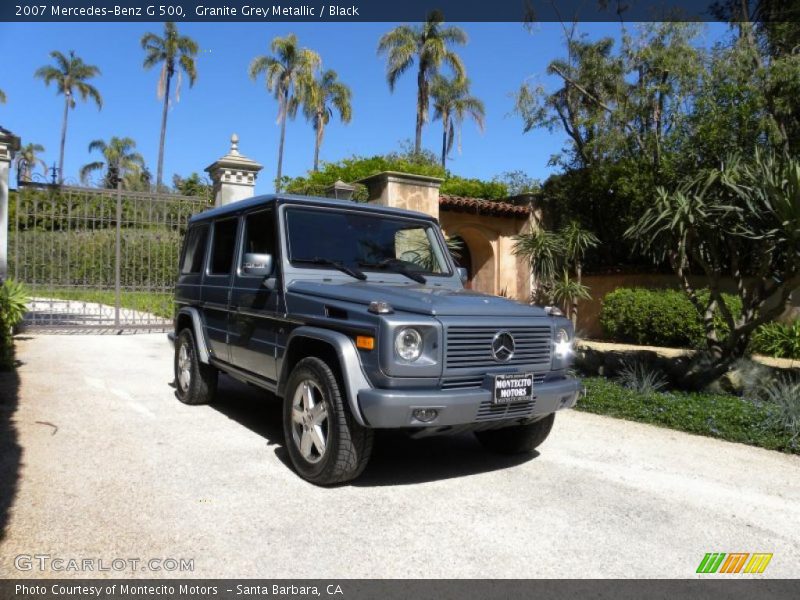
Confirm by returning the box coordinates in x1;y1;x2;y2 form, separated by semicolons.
285;207;450;276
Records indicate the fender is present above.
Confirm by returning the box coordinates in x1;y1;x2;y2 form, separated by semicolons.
278;326;371;426
177;307;211;364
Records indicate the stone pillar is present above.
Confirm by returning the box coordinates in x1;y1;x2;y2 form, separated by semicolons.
205;134;263;207
357;171;443;220
0;127;21;280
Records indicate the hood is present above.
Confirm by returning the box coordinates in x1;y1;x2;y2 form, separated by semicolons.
287;279;548;317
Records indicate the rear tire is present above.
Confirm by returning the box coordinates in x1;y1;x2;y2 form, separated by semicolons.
283;357;373;485
475;413;555;454
174;328;217;405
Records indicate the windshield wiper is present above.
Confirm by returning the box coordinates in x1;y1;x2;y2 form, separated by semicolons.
294;257;367;281
359;258;427;284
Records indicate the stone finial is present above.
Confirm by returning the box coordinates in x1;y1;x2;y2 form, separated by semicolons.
205;134;263;207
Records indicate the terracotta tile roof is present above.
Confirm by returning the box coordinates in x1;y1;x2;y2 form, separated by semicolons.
439;194;530;217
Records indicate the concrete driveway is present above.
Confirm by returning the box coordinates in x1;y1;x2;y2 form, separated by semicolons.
1;333;798;578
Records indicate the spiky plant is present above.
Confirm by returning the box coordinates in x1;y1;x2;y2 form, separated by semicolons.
617;360;669;395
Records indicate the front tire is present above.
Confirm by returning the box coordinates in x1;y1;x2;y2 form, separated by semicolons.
174;328;218;405
475;413;555;454
283;357;373;485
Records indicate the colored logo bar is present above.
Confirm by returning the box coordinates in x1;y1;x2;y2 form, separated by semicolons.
697;553;773;574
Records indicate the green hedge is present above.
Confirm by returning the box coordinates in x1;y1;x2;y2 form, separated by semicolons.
10;228;181;289
600;288;742;348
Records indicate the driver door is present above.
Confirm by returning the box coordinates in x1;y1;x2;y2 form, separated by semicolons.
228;208;279;381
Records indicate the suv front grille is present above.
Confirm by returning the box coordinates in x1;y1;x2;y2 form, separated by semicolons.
441;373;546;390
445;325;552;370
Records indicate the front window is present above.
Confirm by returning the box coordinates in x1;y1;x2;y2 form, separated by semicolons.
285;207;450;275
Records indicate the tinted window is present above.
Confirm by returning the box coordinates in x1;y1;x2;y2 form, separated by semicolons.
180;225;208;274
241;209;276;260
209;218;238;275
285;208;449;275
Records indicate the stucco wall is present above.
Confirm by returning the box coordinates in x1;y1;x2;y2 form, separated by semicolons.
578;273;800;339
439;211;530;301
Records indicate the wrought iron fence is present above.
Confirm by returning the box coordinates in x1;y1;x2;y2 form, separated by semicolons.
9;183;211;331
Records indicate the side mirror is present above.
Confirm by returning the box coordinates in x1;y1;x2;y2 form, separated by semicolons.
242;253;273;277
457;267;468;284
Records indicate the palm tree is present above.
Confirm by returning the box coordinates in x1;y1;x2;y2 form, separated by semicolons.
35;50;102;184
79;136;145;189
141;22;199;190
377;11;467;155
430;75;485;169
249;34;321;191
0;89;6;103
15;143;47;183
302;69;352;172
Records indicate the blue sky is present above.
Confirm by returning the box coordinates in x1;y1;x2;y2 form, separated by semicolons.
0;21;727;193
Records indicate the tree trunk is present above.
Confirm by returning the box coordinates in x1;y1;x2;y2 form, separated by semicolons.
275;87;289;192
441;113;448;169
58;94;70;184
571;262;582;329
415;65;426;155
156;71;172;191
313;113;323;172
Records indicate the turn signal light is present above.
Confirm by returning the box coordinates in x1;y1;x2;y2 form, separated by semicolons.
356;336;375;350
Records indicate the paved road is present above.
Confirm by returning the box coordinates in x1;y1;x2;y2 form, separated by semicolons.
1;334;798;578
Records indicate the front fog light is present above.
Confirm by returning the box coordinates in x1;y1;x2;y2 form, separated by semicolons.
554;328;573;359
413;408;438;422
395;327;423;361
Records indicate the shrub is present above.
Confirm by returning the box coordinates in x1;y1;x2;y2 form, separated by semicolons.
10;229;181;290
750;321;800;359
600;287;742;348
579;377;797;453
616;360;668;394
0;279;28;370
749;375;800;442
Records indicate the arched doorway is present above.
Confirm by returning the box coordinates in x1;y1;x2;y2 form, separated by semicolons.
450;228;495;295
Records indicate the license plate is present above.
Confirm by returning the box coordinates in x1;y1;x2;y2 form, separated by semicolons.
493;373;534;404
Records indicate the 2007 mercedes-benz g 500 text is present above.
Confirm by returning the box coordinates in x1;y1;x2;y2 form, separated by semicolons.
172;194;581;484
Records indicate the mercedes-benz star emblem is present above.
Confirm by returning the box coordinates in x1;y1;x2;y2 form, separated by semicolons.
491;331;515;362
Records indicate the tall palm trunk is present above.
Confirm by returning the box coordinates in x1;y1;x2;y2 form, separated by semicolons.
58;94;70;184
440;111;449;169
156;69;172;191
313;112;324;172
415;64;426;155
276;87;289;192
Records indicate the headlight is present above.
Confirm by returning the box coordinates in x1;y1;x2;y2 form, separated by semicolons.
395;327;423;362
554;327;573;359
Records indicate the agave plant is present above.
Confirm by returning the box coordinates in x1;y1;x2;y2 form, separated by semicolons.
758;375;800;441
617;360;668;395
0;279;28;329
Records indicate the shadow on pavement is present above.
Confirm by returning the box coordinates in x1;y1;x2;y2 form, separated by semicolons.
0;359;21;541
209;374;537;486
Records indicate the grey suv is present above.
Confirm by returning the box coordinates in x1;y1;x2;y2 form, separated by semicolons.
172;194;581;484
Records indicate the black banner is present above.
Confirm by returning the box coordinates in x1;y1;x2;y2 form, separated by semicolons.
3;0;799;23
2;580;800;600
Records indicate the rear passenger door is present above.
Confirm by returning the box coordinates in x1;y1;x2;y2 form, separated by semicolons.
201;217;239;363
176;224;208;308
229;208;279;381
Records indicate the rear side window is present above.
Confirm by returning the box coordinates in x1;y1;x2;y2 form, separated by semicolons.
209;218;239;275
180;225;209;274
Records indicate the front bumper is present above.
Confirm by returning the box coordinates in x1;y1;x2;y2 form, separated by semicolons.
358;376;582;428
